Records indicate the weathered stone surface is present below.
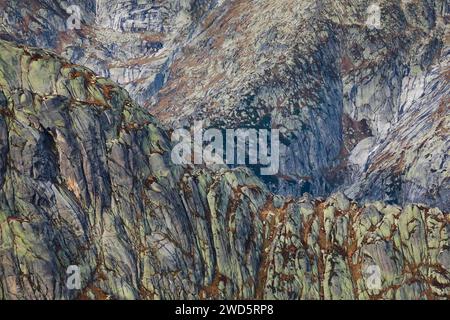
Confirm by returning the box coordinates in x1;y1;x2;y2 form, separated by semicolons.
0;40;448;300
0;0;448;210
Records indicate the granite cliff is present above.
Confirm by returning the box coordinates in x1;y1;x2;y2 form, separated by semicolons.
0;0;449;300
1;0;448;208
0;40;449;300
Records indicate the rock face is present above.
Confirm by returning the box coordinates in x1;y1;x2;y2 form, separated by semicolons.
0;0;215;105
345;47;450;209
145;0;450;208
0;40;449;300
2;0;447;210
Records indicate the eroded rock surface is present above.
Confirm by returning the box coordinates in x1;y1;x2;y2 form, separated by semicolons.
0;40;448;300
0;0;448;210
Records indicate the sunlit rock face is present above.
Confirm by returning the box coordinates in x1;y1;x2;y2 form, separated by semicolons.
0;40;449;300
0;0;449;300
0;0;214;106
0;0;448;208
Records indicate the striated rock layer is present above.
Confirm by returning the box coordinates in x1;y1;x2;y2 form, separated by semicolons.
0;40;449;300
1;0;448;210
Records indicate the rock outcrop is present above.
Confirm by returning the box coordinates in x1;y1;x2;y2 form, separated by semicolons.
0;40;449;300
0;0;448;210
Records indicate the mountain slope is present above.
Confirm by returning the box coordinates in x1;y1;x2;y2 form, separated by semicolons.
0;40;449;300
0;0;448;210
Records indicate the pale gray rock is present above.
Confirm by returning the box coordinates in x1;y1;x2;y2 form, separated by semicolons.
0;0;448;210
